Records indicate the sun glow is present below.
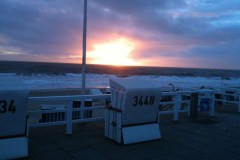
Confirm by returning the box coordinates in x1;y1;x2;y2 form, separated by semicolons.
88;38;140;66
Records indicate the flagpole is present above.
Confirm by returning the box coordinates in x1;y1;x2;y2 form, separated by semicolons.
82;0;87;95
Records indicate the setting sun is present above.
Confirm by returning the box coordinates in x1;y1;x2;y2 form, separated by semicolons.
88;38;141;66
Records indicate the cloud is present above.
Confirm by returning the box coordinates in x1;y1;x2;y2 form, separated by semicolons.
0;0;240;69
0;0;84;56
91;0;186;14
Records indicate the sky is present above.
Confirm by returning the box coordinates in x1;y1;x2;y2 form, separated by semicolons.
0;0;240;69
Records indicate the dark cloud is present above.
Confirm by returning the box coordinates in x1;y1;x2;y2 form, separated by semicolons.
184;39;240;57
0;0;240;69
91;0;186;14
87;0;187;37
0;0;84;56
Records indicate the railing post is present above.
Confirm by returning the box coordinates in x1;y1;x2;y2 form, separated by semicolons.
157;96;162;124
173;94;180;121
66;101;73;135
223;90;226;105
187;94;191;116
238;94;240;112
81;100;85;119
209;93;215;116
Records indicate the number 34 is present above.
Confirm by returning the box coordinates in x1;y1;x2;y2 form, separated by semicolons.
0;99;16;114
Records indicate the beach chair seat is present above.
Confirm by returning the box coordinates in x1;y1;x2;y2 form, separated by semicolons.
0;79;28;159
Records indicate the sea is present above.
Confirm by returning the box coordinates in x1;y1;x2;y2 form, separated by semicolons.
1;60;240;90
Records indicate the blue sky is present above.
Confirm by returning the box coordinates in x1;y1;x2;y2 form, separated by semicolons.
0;0;240;69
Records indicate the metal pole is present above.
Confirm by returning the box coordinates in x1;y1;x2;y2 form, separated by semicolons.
82;0;87;95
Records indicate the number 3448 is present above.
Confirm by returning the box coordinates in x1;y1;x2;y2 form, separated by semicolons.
132;96;155;106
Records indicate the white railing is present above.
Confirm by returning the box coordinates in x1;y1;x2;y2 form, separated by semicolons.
215;92;239;104
214;88;240;112
159;92;191;121
28;94;109;135
159;90;215;121
27;87;240;135
27;89;220;134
